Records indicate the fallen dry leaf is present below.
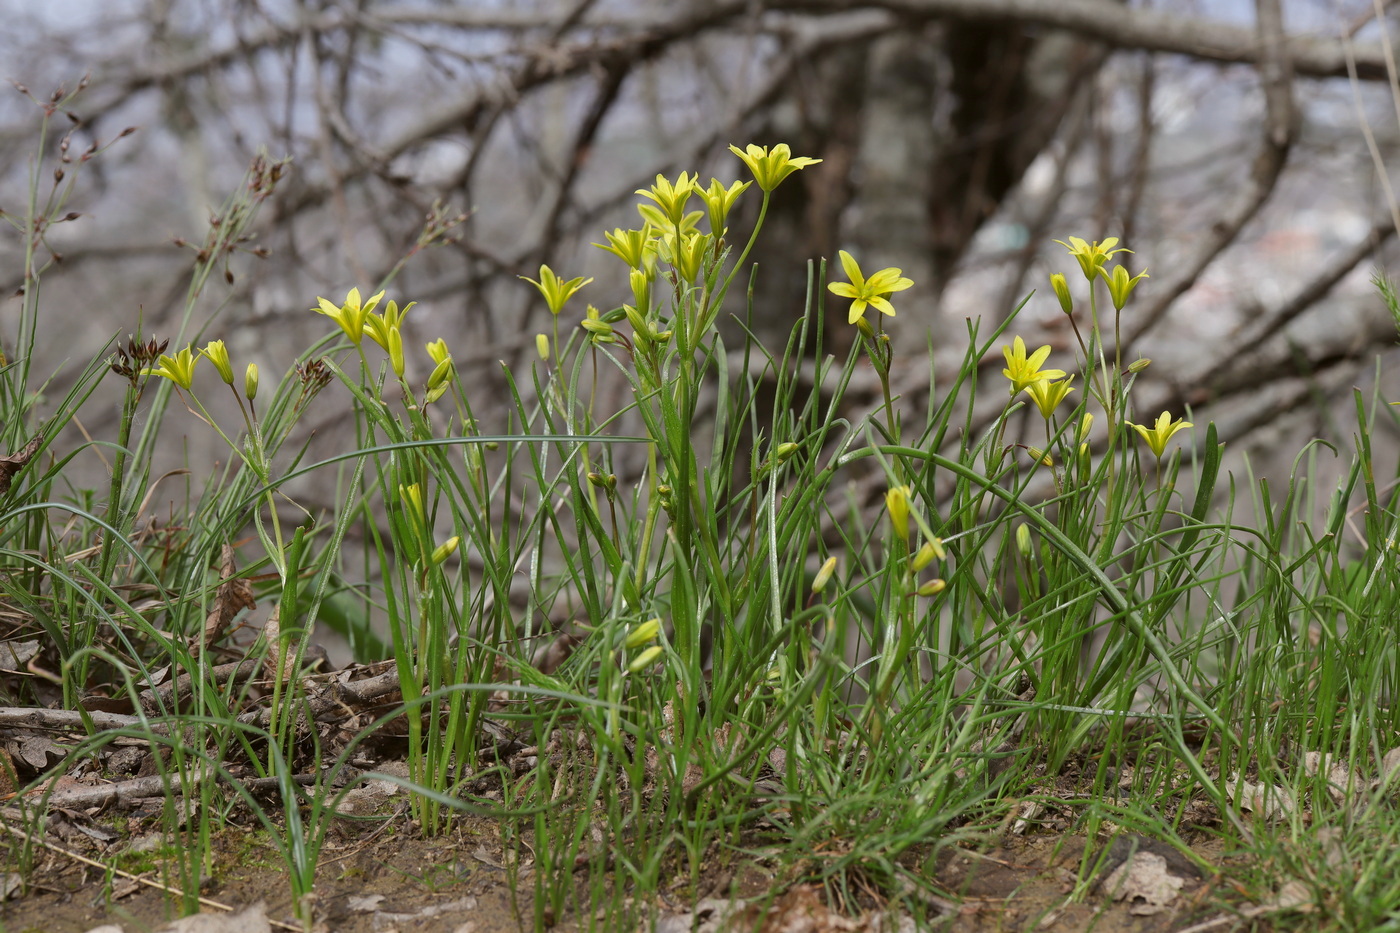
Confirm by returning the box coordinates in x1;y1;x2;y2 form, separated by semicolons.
1377;747;1400;793
1011;800;1045;835
204;544;256;647
1102;851;1186;916
1302;751;1359;803
261;605;295;682
1228;774;1296;821
0;434;42;496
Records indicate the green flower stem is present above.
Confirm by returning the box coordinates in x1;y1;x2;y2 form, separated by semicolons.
866;541;915;745
1085;284;1120;514
724;190;771;296
179;388;290;584
635;459;662;598
1113;300;1124;385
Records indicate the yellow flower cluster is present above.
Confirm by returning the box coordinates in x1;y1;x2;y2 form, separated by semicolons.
1025;236;1189;459
312;287;454;402
517;142;823;354
143;339;260;403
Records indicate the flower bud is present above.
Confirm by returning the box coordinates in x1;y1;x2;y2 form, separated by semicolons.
811;556;838;594
388;326;405;378
244;363;259;401
1050;272;1073;315
623;304;649;339
1016;523;1033;559
431;536;460;565
536;333;550;361
625;618;662;650
775;441;800;463
1128;358;1151;373
425;338;453;380
630;268;652;311
1079;412;1094;443
916;579;947;597
581;304;615;339
399;483;423;520
627;645;663;673
885;485;911;540
911;539;943;572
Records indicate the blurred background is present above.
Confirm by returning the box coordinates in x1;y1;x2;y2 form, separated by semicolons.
0;0;1397;524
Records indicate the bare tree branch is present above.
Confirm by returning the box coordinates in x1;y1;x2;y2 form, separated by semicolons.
92;0;1397;123
1120;0;1298;351
1181;218;1397;409
771;0;1393;80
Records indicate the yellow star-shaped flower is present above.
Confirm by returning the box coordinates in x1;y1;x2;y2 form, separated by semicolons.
1002;337;1065;394
1129;411;1193;459
728;143;821;193
827;250;914;326
1024;375;1075;419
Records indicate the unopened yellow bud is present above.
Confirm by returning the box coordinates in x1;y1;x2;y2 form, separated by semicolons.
425;338;453;384
1016;523;1033;559
243;363;259;401
885;485;912;540
811;556;838;594
388;326;405;378
627;645;663;673
1128;357;1151;373
623;303;649;338
630;268;652;311
1050;272;1073;315
1026;447;1054;467
911;540;943;572
582;305;615;339
775;441;800;462
431;536;460;565
916;578;947;597
399;483;423;520
1079;412;1094;443
536;333;550;361
625;618;662;649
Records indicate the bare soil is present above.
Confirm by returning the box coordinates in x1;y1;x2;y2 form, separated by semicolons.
0;813;1247;933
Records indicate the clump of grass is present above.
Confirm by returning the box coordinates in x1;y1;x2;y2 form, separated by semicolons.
5;82;1400;933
